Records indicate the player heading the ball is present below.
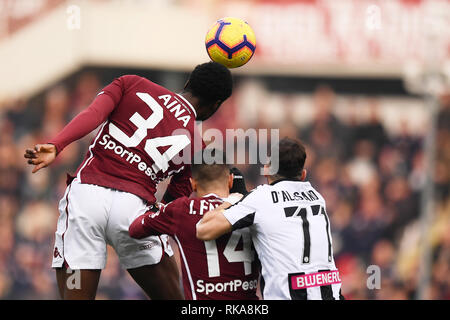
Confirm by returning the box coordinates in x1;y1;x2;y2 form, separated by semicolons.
24;62;233;300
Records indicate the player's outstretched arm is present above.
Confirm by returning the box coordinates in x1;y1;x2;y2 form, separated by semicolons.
196;193;242;241
196;207;232;241
23;93;115;173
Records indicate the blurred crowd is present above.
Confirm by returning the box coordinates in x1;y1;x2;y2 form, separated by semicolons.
0;71;449;299
225;83;450;300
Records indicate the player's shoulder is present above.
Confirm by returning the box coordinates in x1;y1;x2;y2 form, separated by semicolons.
248;183;273;195
235;184;270;204
118;75;182;105
117;74;156;88
187;193;224;205
270;179;326;202
163;196;190;211
120;74;144;81
268;179;312;189
244;180;321;199
201;193;224;201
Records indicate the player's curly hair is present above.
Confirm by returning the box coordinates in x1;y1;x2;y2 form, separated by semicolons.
185;61;233;107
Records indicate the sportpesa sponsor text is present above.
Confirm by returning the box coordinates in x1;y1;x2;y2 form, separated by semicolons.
99;133;168;181
196;279;258;296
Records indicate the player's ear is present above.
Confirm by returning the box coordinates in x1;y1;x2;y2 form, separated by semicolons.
300;169;307;181
183;79;189;90
263;164;272;184
228;173;234;190
211;100;222;114
263;164;270;177
199;100;222;121
190;178;197;192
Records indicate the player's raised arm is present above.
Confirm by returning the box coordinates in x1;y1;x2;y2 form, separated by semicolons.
23;77;125;173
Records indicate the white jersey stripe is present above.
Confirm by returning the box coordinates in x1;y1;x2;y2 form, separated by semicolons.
77;121;107;182
174;235;196;300
176;94;197;117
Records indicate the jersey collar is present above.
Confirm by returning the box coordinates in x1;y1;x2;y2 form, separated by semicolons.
176;93;197;118
269;178;302;185
203;193;220;198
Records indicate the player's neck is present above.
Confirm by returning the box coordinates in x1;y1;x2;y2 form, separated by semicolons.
196;187;229;199
178;91;200;116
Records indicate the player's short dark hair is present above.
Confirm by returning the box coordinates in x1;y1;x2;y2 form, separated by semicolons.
191;148;230;186
185;62;233;107
273;138;307;179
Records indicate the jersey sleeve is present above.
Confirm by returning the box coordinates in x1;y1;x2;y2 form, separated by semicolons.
163;165;193;203
129;198;186;238
99;76;125;104
48;76;135;153
222;190;259;230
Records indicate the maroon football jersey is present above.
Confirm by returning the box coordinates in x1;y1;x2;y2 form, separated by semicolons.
74;75;203;204
131;194;260;300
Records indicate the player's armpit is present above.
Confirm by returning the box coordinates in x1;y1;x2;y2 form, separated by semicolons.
196;206;233;241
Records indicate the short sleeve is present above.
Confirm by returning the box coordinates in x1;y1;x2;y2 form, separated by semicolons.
223;191;259;230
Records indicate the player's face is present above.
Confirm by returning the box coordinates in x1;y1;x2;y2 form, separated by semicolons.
263;164;272;183
197;101;222;121
228;174;233;190
190;178;198;193
300;169;307;181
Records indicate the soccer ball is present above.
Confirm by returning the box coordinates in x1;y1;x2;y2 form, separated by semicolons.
205;17;256;68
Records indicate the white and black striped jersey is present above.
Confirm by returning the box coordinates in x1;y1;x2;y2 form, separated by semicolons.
223;179;344;300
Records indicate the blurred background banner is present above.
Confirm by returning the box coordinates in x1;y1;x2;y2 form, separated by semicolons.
221;0;450;76
1;0;450;101
0;0;449;300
